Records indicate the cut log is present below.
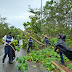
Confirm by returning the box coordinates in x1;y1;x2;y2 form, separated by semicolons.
51;61;72;72
51;61;65;72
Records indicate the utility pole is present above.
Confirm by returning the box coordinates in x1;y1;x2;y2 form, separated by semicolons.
41;0;43;30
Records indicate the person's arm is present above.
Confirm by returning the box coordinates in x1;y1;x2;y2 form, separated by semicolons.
2;39;5;43
2;35;6;43
55;42;59;47
2;39;9;45
54;39;62;47
54;40;61;53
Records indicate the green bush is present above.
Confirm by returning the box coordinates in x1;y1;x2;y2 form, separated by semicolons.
0;38;3;45
15;55;28;72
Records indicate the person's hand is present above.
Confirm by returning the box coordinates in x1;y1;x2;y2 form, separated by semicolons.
56;49;59;52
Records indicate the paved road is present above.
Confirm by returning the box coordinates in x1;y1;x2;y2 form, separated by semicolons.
0;44;48;72
0;45;24;72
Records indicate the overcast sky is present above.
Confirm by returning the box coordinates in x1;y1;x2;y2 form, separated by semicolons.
0;0;49;30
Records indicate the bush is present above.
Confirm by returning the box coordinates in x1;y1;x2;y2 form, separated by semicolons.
0;38;3;45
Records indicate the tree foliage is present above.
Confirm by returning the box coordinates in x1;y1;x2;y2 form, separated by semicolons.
23;0;72;40
0;16;21;39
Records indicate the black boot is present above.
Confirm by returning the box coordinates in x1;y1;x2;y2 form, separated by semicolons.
2;55;6;63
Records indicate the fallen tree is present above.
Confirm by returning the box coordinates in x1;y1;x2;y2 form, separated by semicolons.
18;28;46;46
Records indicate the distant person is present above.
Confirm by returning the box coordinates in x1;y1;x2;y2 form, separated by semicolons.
55;34;72;64
27;37;33;53
44;37;49;47
2;32;13;64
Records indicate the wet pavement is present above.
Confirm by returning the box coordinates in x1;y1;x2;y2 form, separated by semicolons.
0;40;48;72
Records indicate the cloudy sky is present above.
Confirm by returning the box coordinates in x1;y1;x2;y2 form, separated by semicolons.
0;0;49;30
